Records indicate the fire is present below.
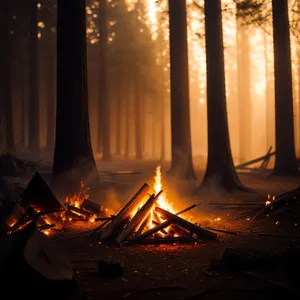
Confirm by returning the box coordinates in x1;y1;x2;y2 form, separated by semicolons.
65;181;89;208
148;166;175;229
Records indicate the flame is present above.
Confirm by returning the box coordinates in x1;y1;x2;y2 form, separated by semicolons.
65;181;89;209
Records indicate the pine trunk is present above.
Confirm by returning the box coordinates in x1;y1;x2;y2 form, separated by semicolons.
272;0;298;175
200;0;246;191
52;0;99;195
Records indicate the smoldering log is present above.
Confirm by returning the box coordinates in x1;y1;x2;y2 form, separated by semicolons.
132;203;201;241
67;204;93;219
37;224;55;231
100;183;150;240
155;207;217;241
116;191;163;244
94;215;115;222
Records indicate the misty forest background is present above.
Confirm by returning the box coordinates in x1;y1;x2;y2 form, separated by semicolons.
1;0;300;194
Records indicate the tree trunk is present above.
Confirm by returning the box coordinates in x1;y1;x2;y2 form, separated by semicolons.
167;0;196;179
0;1;14;153
98;0;111;161
134;68;143;159
236;17;251;162
27;0;40;156
46;56;55;152
200;0;246;192
272;0;298;175
52;0;99;196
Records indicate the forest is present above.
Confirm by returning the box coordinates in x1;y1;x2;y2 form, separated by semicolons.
1;0;300;299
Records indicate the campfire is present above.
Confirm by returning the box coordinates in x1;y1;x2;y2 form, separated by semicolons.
94;166;217;245
62;181;98;223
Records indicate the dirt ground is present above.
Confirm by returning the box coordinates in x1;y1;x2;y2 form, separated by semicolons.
36;159;300;300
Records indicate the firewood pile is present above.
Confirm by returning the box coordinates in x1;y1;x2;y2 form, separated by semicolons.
93;182;217;245
0;172;106;237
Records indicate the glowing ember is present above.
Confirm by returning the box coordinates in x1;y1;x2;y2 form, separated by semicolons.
265;194;275;206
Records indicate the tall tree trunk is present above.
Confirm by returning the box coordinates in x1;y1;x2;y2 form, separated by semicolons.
0;1;14;153
167;0;196;179
46;55;55;151
27;0;40;156
272;0;298;175
200;0;246;191
134;68;143;159
52;0;99;195
236;17;251;162
98;0;111;161
160;90;166;161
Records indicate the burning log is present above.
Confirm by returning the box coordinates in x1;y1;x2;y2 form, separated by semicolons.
100;183;150;240
136;215;150;236
171;224;194;240
152;220;168;235
116;191;163;244
155;207;217;241
132;203;201;242
67;204;93;219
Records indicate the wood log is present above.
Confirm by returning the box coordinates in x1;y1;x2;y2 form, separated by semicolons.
37;224;55;231
171;224;195;240
67;205;93;219
136;215;150;236
132;203;201;241
100;183;150;240
155;207;217;241
116;191;163;244
152;220;168;235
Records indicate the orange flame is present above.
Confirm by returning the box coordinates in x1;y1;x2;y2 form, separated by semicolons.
65;181;89;209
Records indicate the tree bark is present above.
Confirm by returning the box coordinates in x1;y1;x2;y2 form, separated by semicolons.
236;16;251;162
272;0;298;175
52;0;99;195
167;0;196;179
27;0;40;156
200;0;246;192
46;55;55;152
0;1;14;153
98;0;111;161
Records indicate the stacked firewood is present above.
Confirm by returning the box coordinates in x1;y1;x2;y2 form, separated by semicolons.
94;183;217;245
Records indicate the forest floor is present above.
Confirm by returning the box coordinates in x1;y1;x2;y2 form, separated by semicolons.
4;154;300;299
42;158;300;300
